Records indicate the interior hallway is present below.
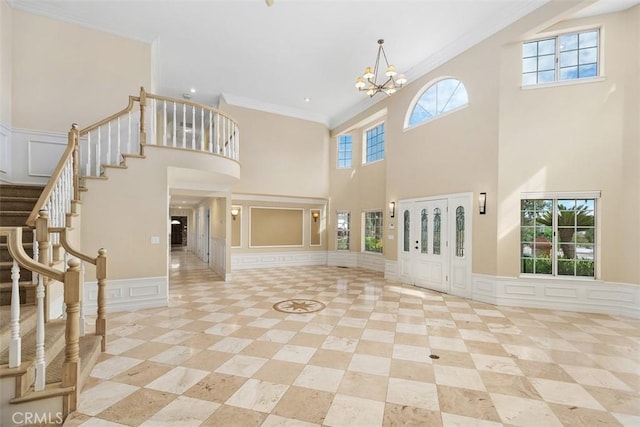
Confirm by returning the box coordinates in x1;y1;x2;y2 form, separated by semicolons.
64;250;640;426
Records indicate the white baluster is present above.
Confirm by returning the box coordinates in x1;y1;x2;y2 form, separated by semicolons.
96;128;102;176
223;116;227;157
208;111;213;153
216;113;220;154
87;133;92;176
79;262;86;337
9;260;21;368
200;108;204;151
117;117;122;165
191;105;196;150
127;111;132;154
32;236;39;285
182;104;187;148
172;102;177;147
107;122;112;165
34;274;45;391
163;100;167;147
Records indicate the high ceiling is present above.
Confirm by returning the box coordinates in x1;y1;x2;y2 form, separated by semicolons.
9;0;637;208
10;0;637;129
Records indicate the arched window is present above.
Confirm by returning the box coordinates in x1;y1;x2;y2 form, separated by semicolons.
406;78;468;128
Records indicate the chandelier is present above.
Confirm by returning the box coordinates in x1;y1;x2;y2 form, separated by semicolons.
355;39;407;97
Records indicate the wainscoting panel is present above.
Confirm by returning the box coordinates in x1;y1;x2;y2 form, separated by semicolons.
84;276;168;313
472;274;640;318
10;128;67;184
232;251;327;270
210;237;226;279
0;123;10;177
384;260;398;281
327;251;358;268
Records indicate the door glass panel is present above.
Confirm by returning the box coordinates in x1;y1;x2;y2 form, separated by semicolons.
433;208;441;255
420;209;428;254
403;210;410;252
456;206;464;257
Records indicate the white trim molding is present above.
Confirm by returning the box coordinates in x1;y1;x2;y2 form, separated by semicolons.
6;127;67;185
327;251;385;273
232;250;328;270
472;274;640;318
84;276;168;313
0;123;10;178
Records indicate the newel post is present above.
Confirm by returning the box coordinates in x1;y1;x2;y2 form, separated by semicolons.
70;123;80;206
139;86;147;155
62;258;81;415
36;210;51;322
96;248;107;352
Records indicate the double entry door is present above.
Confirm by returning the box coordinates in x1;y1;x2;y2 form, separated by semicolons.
398;194;471;296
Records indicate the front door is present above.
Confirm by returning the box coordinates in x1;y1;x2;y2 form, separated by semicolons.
398;194;472;297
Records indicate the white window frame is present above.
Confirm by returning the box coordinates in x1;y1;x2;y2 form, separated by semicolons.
337;134;352;169
362;210;384;254
362;122;385;165
404;77;469;130
520;191;600;279
336;211;350;251
521;28;601;88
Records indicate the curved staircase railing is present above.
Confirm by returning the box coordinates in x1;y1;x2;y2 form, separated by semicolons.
3;87;239;421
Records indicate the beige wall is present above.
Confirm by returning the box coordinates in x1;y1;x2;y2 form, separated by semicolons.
220;100;330;198
497;7;640;283
250;208;303;247
11;9;151;132
0;0;11;125
231;199;327;253
328;2;638;284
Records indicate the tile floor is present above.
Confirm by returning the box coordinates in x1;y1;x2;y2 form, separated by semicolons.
64;249;640;426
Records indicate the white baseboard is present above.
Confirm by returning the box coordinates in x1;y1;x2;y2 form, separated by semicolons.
472;274;640;318
232;251;327;270
327;251;386;273
84;276;168;313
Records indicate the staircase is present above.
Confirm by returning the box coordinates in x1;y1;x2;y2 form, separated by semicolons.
0;184;104;426
0;184;41;305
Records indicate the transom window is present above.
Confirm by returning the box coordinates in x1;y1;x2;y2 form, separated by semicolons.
522;29;599;86
363;211;383;253
336;211;350;250
520;197;596;277
337;135;352;168
406;78;468;128
364;123;385;163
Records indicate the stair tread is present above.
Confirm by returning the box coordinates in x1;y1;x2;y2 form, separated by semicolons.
0;304;37;342
46;334;102;383
0;319;66;365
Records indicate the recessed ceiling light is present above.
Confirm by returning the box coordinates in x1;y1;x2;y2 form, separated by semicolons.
304;97;310;102
190;88;196;93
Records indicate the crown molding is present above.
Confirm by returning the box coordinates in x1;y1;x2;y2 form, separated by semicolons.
221;93;330;127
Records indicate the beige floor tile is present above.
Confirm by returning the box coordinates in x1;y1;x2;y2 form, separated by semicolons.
181;349;234;371
111;360;174;387
97;388;177;426
549;402;626;427
308;348;353;369
272;385;334;424
324;394;385;427
383;402;442;427
389;359;435;383
183;372;248;403
140;395;219;427
479;371;541;400
253;359;306;385
437;385;501;422
337;371;388;401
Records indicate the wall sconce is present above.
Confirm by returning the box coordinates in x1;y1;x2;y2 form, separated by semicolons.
311;211;320;223
479;193;487;215
388;201;396;218
230;207;239;220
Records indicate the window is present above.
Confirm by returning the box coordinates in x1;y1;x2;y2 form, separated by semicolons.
364;123;384;163
456;206;465;257
336;211;350;250
363;211;383;253
337;135;352;168
407;78;468;128
522;29;599;86
521;198;596;277
433;208;441;255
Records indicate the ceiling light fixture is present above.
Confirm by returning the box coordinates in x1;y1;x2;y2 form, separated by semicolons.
356;39;407;97
265;0;274;6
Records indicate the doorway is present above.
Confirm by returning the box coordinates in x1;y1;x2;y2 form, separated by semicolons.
171;216;188;248
398;193;472;297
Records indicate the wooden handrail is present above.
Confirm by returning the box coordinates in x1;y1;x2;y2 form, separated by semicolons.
50;227;96;265
79;96;139;135
1;227;64;283
25;125;77;228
